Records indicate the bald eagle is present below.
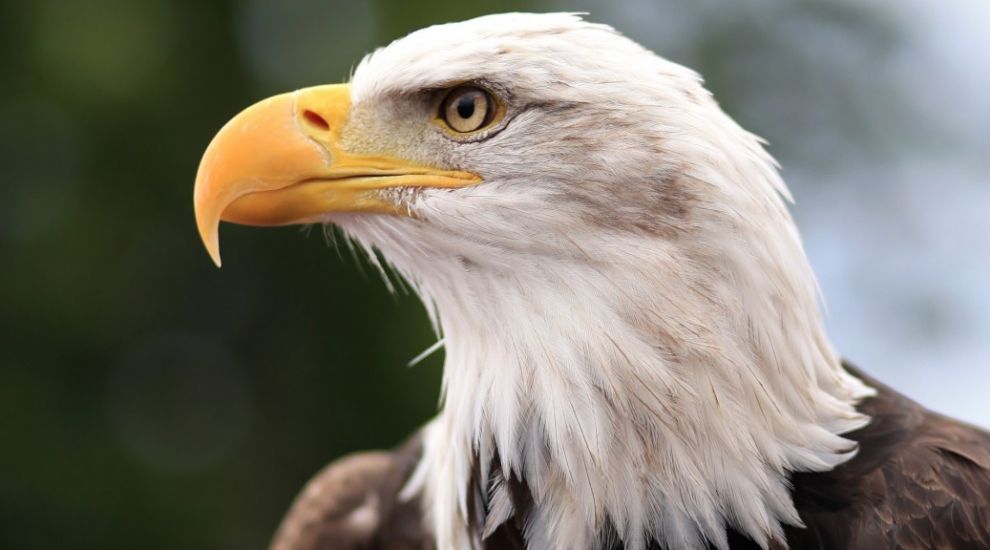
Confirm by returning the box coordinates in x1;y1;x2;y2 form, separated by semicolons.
193;13;990;550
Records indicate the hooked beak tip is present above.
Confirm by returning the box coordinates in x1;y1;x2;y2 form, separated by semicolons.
195;206;223;268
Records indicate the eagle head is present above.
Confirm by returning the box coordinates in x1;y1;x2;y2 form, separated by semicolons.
194;13;874;550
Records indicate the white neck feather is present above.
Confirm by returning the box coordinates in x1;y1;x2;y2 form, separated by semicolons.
341;202;873;549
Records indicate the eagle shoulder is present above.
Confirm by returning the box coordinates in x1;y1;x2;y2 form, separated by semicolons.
784;364;990;550
270;434;430;550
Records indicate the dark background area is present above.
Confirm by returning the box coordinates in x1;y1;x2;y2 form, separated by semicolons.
1;1;986;548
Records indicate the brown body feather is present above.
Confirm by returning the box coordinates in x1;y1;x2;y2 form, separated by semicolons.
778;365;990;550
270;436;431;550
272;364;990;549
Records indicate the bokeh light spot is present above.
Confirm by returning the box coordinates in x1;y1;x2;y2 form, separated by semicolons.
108;332;252;474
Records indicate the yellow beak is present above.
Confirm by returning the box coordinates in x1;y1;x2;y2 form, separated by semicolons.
193;84;481;266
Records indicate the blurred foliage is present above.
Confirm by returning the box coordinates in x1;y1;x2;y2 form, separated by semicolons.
0;0;922;548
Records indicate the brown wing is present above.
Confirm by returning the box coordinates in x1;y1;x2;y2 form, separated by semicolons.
270;433;432;550
783;363;990;550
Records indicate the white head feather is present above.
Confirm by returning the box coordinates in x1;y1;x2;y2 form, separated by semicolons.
330;13;874;550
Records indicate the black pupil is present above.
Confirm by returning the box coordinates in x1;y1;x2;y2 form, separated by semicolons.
456;94;476;119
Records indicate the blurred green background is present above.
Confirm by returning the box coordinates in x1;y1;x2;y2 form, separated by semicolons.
1;0;987;548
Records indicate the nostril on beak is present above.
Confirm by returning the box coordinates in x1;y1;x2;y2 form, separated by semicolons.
302;110;330;132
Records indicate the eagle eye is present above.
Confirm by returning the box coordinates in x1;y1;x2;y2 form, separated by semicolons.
438;86;497;134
